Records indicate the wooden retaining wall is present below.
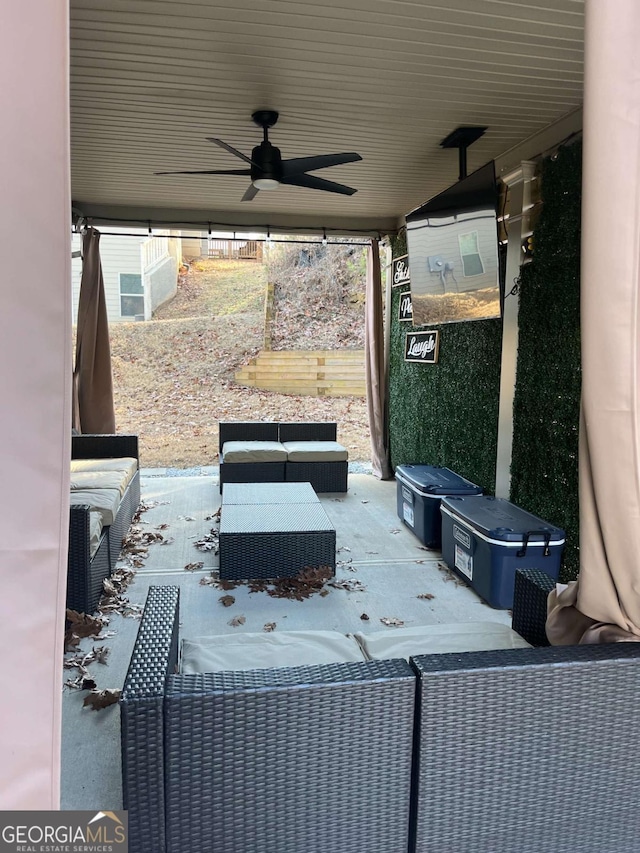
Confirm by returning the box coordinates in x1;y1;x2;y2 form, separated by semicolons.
235;349;366;397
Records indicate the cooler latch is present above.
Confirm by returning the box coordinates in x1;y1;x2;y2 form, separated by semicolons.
517;530;551;558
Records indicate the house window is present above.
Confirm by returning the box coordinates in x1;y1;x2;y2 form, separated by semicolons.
119;273;144;316
458;231;484;277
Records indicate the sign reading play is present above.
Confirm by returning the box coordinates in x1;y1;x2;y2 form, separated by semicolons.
0;811;128;852
404;330;440;364
398;290;413;322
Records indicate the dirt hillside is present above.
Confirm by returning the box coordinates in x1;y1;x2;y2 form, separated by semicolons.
109;258;370;468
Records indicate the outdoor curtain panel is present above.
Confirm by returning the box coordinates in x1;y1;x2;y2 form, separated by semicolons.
73;226;116;434
0;0;71;808
547;0;640;645
365;240;392;480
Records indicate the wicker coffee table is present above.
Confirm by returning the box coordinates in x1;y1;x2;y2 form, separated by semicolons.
219;482;336;580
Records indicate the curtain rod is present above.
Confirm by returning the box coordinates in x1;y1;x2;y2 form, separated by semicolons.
72;214;385;239
71;229;373;246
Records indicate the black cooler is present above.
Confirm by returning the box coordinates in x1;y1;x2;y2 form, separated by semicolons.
395;464;483;548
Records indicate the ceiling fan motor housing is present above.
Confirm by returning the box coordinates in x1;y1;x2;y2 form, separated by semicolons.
251;141;283;183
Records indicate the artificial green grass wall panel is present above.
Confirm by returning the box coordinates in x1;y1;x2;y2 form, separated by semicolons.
510;142;582;581
388;234;502;494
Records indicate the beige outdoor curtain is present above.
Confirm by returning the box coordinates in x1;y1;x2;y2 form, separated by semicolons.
73;227;116;434
547;0;640;645
365;240;392;479
0;0;70;808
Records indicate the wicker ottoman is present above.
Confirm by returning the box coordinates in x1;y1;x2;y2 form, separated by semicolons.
219;483;336;580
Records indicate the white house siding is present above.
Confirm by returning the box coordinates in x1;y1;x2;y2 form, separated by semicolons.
71;229;180;324
144;251;178;318
407;210;499;298
71;229;146;323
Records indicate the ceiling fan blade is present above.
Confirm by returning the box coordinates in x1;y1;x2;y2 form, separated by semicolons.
280;173;357;196
282;153;362;178
154;168;251;176
206;137;257;166
241;183;259;202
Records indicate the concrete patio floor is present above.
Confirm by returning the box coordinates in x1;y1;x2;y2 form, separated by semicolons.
61;469;510;810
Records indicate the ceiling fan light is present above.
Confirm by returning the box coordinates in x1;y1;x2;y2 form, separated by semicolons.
253;177;280;190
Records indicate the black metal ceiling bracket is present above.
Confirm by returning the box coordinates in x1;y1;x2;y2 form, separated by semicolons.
440;126;487;180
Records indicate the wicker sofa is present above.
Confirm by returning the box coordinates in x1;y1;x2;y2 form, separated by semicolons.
120;570;640;853
219;421;348;493
67;434;140;614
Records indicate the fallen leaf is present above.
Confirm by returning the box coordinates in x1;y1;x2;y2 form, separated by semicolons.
360;613;370;621
337;545;351;553
184;561;204;572
155;523;170;530
228;615;246;627
361;499;369;504
65;675;97;691
263;622;276;632
328;578;366;592
83;689;121;711
219;594;235;607
417;593;435;600
389;528;401;535
92;646;110;665
160;537;175;546
178;515;196;521
194;541;218;552
380;617;405;627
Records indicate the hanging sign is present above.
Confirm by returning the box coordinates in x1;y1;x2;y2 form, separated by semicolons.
392;254;410;288
404;330;440;364
398;290;413;322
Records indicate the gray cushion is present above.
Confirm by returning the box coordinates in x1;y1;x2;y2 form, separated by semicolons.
181;630;367;674
353;622;531;661
70;457;137;488
70;488;121;527
70;469;131;497
282;440;349;462
222;440;288;463
88;511;104;558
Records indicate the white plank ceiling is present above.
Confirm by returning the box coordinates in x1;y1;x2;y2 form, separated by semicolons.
70;0;584;235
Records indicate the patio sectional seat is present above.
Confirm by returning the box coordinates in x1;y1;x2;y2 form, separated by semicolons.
120;570;640;853
121;586;416;853
67;434;140;614
219;421;348;492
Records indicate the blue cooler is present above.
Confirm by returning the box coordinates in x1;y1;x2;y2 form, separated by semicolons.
440;495;565;609
395;465;483;548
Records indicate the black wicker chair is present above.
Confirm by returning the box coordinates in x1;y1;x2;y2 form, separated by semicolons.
121;570;640;853
280;421;348;492
219;421;348;493
121;586;416;853
67;434;140;613
218;421;284;492
409;568;640;853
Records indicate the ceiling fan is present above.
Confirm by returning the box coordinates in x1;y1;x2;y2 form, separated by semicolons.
155;110;362;202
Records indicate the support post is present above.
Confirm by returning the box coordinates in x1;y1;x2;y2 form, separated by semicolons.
495;161;536;498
